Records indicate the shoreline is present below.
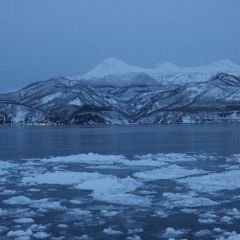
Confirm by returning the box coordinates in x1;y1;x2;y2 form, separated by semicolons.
1;122;240;127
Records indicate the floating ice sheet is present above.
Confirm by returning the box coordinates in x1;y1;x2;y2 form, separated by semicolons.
134;165;207;180
40;152;205;167
22;171;150;206
178;170;240;193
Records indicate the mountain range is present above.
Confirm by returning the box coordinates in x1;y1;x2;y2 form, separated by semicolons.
1;58;240;124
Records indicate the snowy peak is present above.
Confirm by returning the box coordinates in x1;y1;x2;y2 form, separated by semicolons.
94;57;128;70
180;59;240;74
205;59;240;72
208;59;238;68
70;58;240;86
82;57;146;79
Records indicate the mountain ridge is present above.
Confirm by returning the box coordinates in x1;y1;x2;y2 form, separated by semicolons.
70;58;240;86
1;70;240;124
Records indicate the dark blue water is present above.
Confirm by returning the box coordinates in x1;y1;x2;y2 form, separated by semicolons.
1;125;240;240
0;124;239;160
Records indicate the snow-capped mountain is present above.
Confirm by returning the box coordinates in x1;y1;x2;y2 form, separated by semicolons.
1;59;240;125
81;58;147;80
71;58;240;86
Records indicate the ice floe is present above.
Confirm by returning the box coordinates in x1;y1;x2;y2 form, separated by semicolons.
33;231;50;239
217;231;240;240
100;209;119;217
194;229;212;238
1;153;240;239
127;235;142;240
14;218;34;224
42;153;127;165
4;196;66;212
224;208;240;219
133;165;207;180
0;208;8;216
0;189;17;195
161;227;188;238
40;152;204;168
69;199;83;205
162;191;217;208
76;175;150;206
135;153;209;162
0;161;17;169
67;208;91;217
7;229;33;238
154;210;169;218
22;171;150;206
128;228;143;234
178;170;240;193
57;224;68;229
103;227;123;235
4;196;33;205
198;211;219;224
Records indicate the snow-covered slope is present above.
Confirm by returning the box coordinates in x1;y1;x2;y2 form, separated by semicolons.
81;58;147;79
71;58;240;86
1;73;240;124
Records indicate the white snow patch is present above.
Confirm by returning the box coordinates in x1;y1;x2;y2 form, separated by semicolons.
80;57;146;80
41;92;61;104
69;98;82;106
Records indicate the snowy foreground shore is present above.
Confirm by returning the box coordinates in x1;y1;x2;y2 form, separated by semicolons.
1;153;240;239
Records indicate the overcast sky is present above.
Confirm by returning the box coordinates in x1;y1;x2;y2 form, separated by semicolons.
0;0;240;91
